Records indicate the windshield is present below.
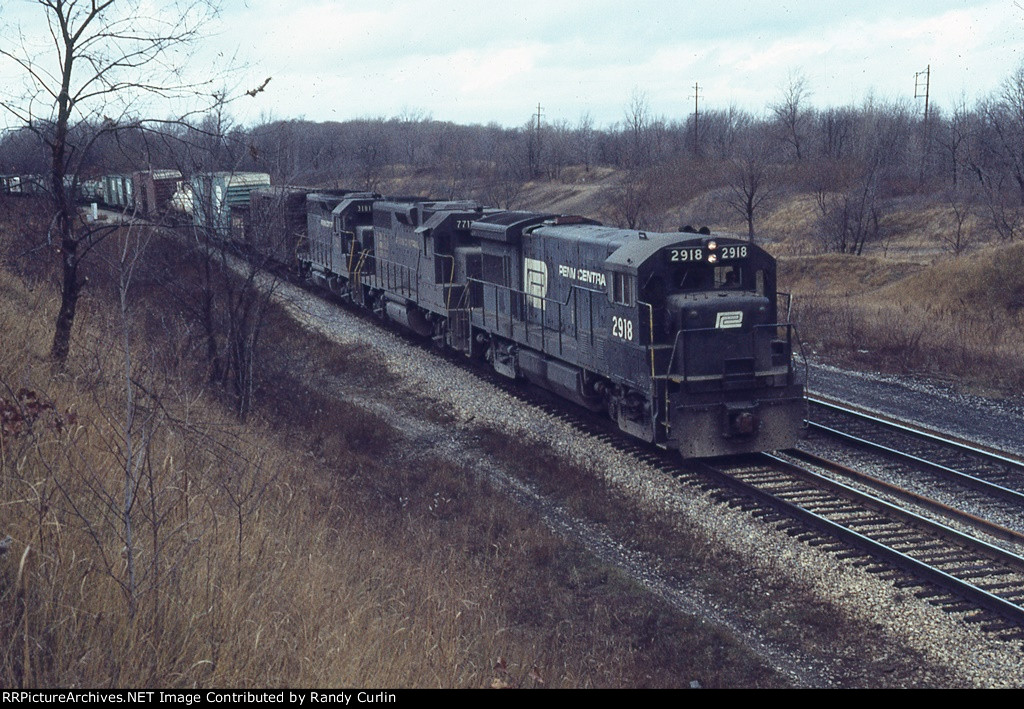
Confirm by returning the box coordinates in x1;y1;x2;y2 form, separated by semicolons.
674;264;746;292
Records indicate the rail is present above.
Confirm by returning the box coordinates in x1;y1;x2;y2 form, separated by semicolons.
694;454;1024;629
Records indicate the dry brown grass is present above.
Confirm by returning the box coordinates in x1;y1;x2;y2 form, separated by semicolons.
0;270;539;686
780;242;1024;392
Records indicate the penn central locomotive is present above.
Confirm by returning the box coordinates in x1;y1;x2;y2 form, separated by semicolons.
286;193;805;458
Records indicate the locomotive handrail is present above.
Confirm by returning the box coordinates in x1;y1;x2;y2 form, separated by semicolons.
338;229;358;272
352;249;419;300
778;291;794;322
792;323;811;389
641;300;656;379
434;252;458;310
465;277;598;359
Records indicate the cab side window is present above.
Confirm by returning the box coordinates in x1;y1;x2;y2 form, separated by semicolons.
612;272;634;306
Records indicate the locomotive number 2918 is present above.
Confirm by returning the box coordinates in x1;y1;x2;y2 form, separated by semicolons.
667;247;703;262
611;316;634;342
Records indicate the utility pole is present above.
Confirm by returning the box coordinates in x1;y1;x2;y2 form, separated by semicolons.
915;65;930;123
691;82;702;156
530;102;544;178
915;65;932;185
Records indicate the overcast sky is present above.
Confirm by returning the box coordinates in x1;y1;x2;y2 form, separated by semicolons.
3;0;1024;128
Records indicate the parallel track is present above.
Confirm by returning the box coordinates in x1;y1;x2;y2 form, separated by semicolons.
807;395;1024;505
803;396;1024;546
693;453;1024;636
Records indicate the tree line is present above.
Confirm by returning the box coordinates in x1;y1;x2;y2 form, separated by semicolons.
7;68;1024;251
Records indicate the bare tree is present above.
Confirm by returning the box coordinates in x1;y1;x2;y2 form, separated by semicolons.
816;106;858;161
723;127;777;242
942;187;978;256
353;118;393;192
994;64;1024;205
479;146;525;208
524;112;544;179
771;71;813;162
607;166;672;230
936;97;973;189
395;107;431;168
967;65;1024;241
575;112;597;173
700;105;753;160
813;166;885;255
624;87;652;168
0;0;220;363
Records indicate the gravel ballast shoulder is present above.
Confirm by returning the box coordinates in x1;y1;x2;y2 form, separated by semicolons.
806;360;1024;458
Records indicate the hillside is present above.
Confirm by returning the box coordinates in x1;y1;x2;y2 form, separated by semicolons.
0;202;792;687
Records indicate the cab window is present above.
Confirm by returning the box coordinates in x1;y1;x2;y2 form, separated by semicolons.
612;272;634;306
675;265;745;291
713;265;744;290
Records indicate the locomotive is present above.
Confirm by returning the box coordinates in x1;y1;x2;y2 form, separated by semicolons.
289;192;805;458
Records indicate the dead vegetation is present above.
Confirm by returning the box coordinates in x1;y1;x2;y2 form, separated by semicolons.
770;203;1024;394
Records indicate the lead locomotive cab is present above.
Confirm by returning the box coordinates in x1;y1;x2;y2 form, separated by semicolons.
607;231;805;458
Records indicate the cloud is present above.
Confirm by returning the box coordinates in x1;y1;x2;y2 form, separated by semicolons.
6;0;1020;129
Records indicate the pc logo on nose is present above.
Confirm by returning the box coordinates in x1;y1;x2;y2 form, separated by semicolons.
715;311;743;329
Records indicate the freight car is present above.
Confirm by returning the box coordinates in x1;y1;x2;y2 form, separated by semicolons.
0;175;23;194
101;173;134;210
132;169;183;217
191;171;271;240
284;195;805;458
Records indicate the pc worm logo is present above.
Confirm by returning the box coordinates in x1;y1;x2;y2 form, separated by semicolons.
715;311;743;329
523;258;548;309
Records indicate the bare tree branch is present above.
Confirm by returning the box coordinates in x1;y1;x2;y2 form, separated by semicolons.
0;0;224;363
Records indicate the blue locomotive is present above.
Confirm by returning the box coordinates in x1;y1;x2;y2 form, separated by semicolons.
298;194;805;458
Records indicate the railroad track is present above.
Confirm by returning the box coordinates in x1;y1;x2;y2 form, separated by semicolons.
804;395;1024;538
808;395;1024;485
692;452;1024;638
400;350;1024;637
498;381;1024;637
